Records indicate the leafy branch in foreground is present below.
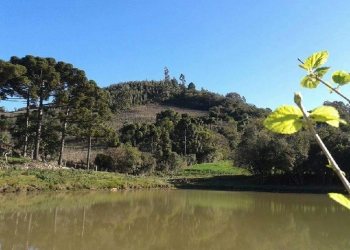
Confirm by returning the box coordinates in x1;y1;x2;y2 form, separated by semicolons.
265;50;350;209
298;51;350;104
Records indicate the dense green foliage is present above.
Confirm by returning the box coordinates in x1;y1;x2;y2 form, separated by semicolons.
106;80;267;114
236;106;350;185
0;56;114;166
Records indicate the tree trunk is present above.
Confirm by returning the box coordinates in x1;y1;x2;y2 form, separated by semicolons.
23;92;30;157
58;107;70;166
34;81;44;160
184;128;187;155
87;135;92;169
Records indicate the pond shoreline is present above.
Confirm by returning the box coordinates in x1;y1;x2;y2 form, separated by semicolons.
171;179;345;194
0;168;346;194
0;169;171;193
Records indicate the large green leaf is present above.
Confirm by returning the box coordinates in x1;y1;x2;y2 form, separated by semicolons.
328;193;350;210
263;105;303;134
309;106;345;127
300;75;319;88
303;51;329;70
332;71;350;85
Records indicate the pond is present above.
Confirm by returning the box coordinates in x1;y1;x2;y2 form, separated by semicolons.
0;190;349;250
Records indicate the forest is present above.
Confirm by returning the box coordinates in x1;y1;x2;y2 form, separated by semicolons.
1;56;350;186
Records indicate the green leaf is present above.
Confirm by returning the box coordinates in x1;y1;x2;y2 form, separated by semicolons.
309;106;345;127
300;75;319;88
263;105;303;134
332;71;350;85
314;67;330;78
328;193;350;210
298;64;308;70
303;51;328;70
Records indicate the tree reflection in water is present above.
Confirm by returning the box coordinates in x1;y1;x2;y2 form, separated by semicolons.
0;190;349;250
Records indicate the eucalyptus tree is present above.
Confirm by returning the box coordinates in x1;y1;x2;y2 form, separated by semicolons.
173;114;193;155
179;74;186;87
164;67;170;82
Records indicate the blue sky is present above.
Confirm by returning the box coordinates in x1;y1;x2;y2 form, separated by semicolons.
1;0;350;111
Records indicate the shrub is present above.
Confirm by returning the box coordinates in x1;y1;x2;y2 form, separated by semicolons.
94;154;113;171
95;145;156;175
139;152;156;175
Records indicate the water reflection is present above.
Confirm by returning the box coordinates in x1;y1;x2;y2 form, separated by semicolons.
0;190;349;250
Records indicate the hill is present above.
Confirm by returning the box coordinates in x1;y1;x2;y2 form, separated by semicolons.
110;103;208;129
106;80;224;111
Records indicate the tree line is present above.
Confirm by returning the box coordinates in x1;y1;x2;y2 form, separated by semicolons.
1;55;267;173
2;55;349;184
0;56;112;168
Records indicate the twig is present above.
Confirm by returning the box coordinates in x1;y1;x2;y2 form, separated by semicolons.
297;58;350;104
314;75;350;104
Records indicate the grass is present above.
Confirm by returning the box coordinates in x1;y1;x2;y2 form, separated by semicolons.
175;161;250;177
0;161;249;193
0;169;170;193
171;161;345;193
1;160;341;194
0;156;30;165
0;161;250;193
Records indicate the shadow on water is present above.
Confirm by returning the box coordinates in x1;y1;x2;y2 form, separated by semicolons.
170;175;345;193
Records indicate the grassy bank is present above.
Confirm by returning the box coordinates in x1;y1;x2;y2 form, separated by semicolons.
0;169;170;193
0;160;345;194
171;161;345;193
174;161;250;177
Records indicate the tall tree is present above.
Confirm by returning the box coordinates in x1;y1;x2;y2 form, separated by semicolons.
71;81;112;169
179;73;186;87
54;62;87;165
164;67;170;82
11;56;60;160
9;57;38;157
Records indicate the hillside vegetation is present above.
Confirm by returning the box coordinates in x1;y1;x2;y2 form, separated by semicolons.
1;56;350;190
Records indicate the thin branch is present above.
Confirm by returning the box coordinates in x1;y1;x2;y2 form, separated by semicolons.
297;58;350;104
297;58;304;65
314;75;350;104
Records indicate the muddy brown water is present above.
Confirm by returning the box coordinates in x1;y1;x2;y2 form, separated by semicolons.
0;190;349;250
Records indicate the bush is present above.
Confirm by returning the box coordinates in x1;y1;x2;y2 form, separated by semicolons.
94;154;113;171
236;120;310;181
94;145;156;175
139;153;156;175
169;152;186;170
185;154;197;166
